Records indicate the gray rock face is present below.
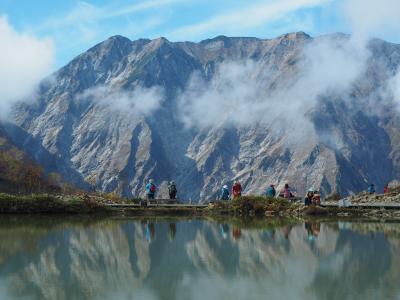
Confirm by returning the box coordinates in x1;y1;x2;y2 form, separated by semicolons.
7;32;400;200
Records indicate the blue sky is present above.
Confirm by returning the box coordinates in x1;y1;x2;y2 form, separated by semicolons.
1;0;399;69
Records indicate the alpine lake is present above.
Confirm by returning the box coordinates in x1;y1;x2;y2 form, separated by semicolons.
0;215;399;300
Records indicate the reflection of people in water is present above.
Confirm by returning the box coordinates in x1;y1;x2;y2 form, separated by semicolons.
220;224;229;239
312;223;320;236
145;222;156;242
168;223;176;241
232;227;241;240
305;222;320;241
282;225;293;239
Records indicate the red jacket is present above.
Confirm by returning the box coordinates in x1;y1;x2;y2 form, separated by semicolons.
232;183;242;197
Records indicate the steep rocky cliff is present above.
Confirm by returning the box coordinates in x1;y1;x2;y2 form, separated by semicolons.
6;32;400;200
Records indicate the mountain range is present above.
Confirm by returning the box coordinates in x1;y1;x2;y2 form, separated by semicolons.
3;31;400;201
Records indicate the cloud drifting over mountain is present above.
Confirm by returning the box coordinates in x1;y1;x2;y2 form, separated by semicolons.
78;85;165;116
0;16;54;118
177;35;366;144
177;0;400;140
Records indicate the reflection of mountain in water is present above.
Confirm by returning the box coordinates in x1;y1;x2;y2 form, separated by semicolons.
0;219;399;300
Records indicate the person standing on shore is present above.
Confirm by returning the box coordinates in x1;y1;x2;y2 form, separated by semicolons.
384;184;390;194
266;184;276;197
368;183;375;194
232;181;242;199
219;185;230;200
168;181;177;199
146;179;156;200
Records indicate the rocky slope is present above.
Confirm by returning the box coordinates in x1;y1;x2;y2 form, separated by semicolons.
5;32;400;200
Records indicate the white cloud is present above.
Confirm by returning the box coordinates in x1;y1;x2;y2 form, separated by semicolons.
303;36;367;93
343;0;400;43
177;0;400;143
169;0;331;40
0;16;54;119
343;0;400;112
177;34;366;144
390;71;400;108
78;85;165;116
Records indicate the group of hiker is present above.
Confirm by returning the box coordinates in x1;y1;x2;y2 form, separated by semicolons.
144;179;319;206
304;189;321;206
144;179;390;205
145;179;177;200
218;182;298;200
219;181;243;200
368;183;392;194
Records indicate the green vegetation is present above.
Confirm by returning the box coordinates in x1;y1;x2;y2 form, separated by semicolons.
208;196;304;217
0;193;110;214
1;192;400;219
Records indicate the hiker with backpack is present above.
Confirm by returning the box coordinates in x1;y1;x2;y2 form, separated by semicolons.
168;181;177;199
232;181;242;199
266;184;276;197
146;179;157;200
219;185;230;200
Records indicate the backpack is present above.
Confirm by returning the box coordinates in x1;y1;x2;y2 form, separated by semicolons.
150;184;156;193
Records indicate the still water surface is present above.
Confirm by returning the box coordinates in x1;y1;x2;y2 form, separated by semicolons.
0;216;399;300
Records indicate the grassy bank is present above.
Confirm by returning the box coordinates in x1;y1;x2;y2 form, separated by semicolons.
2;193;400;219
0;193;111;214
207;196;303;217
206;196;400;219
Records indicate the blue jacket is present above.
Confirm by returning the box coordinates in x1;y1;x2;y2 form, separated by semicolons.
146;183;156;195
368;185;375;194
266;186;276;197
220;188;230;200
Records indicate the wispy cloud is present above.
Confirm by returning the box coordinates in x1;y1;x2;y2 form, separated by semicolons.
177;35;366;145
169;0;331;40
78;85;165;116
36;0;183;31
32;0;183;66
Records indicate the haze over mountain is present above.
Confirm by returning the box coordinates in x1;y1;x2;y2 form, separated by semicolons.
4;31;400;200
